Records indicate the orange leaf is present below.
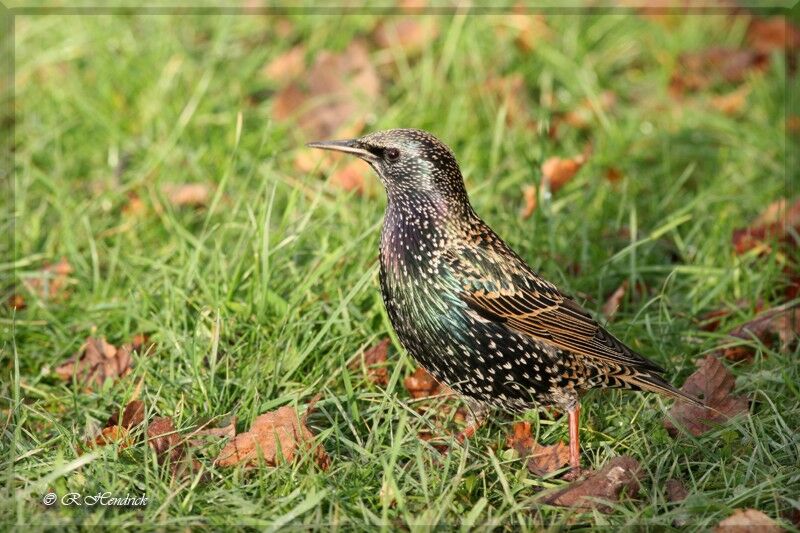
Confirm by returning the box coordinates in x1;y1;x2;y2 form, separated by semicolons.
263;45;305;85
541;155;585;192
373;19;439;56
715;509;782;533
215;405;329;469
162;183;212;208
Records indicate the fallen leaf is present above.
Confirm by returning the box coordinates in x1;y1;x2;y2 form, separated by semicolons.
147;416;189;468
716;304;800;362
122;191;146;217
373;19;439;56
162;183;212;208
715;508;782;533
604;167;624;184
329;160;371;196
272;40;379;140
747;17;800;54
349;338;391;386
8;294;26;310
665;478;689;502
85;425;134;450
788;115;800;135
711;86;749;115
732;198;800;255
698;300;764;333
506;11;550;52
520;185;537;220
84;400;146;450
55;337;135;390
263;45;305;85
25;258;73;301
106;400;146;430
602;280;629;321
669;48;767;98
541;155;585;193
215;404;328;469
404;366;450;399
507;421;570;476
664;355;748;437
541;456;642;512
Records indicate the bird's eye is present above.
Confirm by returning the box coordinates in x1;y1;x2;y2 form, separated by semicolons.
386;148;400;161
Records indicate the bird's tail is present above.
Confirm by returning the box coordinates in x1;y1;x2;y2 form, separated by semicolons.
622;371;704;407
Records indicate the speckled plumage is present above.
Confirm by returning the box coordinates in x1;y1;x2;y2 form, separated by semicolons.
310;129;700;423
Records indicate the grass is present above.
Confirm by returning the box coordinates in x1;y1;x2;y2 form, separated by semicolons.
4;5;800;529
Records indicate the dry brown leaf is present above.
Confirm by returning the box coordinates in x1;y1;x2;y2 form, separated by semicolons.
8;294;26;310
602;280;629;321
215;405;329;469
541;456;642;512
664;355;748;437
669;48;767;98
541;155;585;193
605;167;623;183
715;508;783;533
404;366;450;399
85;425;134;450
507;421;570;476
349;338;391;386
329;160;371;196
788;115;800;135
107;400;146;430
56;337;135;390
716;304;800;362
25;258;73;301
122;191;146;217
711;86;749;115
373;19;439;56
84;400;146;450
162;183;212;208
665;478;689;502
263;45;305;85
747;17;800;54
506;11;550;52
520;185;537;220
272;40;379;141
732;198;800;255
147;416;196;475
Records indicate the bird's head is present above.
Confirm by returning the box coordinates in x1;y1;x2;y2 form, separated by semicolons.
308;128;469;208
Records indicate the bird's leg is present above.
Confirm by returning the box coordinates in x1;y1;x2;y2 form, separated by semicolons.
567;402;582;476
455;399;489;444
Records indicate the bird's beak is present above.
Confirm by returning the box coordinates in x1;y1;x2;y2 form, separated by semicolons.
306;138;379;163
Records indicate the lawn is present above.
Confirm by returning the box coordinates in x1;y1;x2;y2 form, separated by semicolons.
3;4;800;530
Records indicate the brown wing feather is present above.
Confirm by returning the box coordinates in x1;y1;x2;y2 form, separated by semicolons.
444;244;665;375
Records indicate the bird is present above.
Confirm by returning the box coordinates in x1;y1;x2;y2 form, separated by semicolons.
308;128;701;474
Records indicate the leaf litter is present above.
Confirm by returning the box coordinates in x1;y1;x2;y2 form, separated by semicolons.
540;456;643;512
506;421;570;477
215;399;329;470
55;335;150;390
664;355;748;438
349;338;391;386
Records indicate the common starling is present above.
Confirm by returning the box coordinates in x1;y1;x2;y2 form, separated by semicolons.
309;129;701;472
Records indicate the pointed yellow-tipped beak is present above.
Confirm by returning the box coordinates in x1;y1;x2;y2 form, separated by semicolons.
306;138;380;163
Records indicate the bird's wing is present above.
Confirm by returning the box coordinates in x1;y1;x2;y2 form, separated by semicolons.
443;245;666;375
